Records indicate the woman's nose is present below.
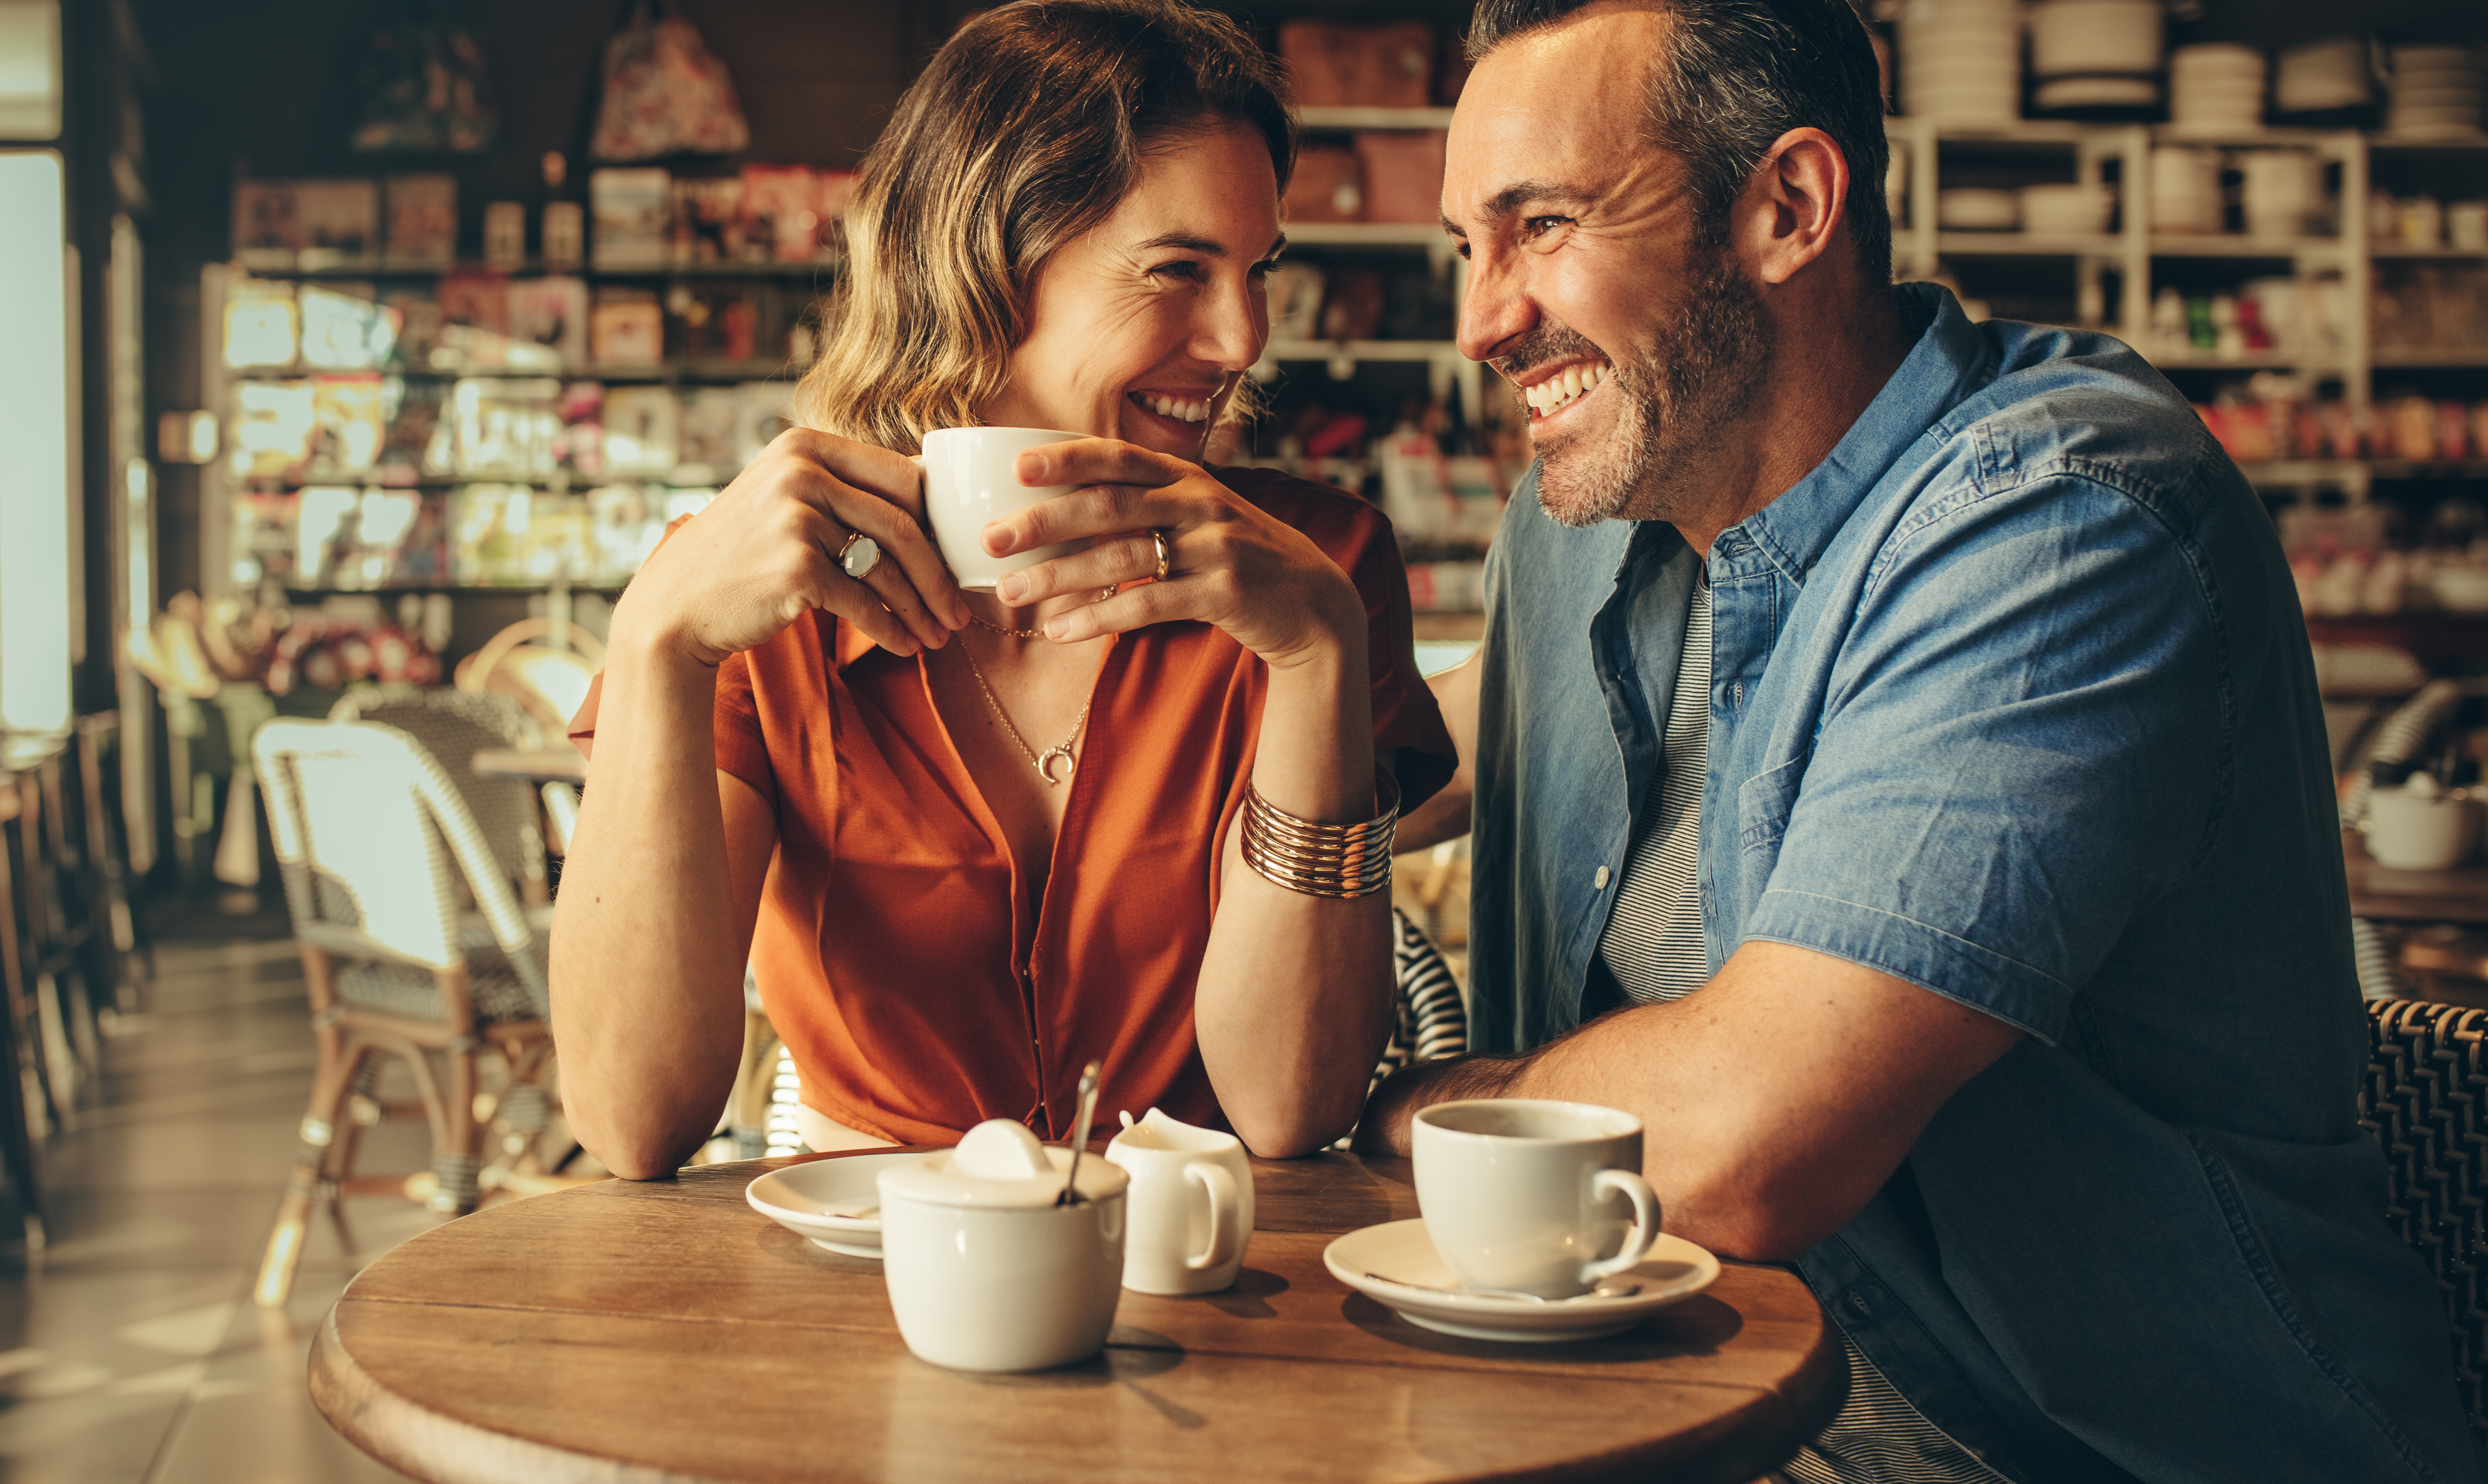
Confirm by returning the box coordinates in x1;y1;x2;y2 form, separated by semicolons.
1194;277;1267;371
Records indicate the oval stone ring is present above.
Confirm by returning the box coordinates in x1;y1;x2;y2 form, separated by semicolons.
837;531;882;582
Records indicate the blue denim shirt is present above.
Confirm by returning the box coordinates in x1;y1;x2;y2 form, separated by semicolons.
1468;285;2474;1483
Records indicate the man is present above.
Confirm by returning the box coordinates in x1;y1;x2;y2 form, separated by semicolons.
1371;2;2475;1480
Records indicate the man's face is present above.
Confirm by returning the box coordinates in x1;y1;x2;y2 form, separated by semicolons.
1443;5;1771;528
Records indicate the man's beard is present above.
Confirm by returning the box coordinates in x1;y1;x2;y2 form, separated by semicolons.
1504;240;1773;529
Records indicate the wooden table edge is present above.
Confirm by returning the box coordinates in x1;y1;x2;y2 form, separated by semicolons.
311;1302;729;1484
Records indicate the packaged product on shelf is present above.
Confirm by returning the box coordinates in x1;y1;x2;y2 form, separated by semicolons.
677;387;748;483
383;174;459;265
1352;132;1447;224
298;285;400;372
742;164;820;262
1286;146;1364;222
672;175;747;262
222;279;299;369
668;284;764;361
587;484;668;582
591;167;673;269
1278;21;1437;109
2374;263;2488;355
602;386;683;476
233;182;303;269
482;202;527;270
437;271;511;371
1404;560;1486;614
229;380;317;481
375;376;449;483
232;492;299;586
314;489;436;590
590;288;665;366
557;381;607;478
506;275;590;372
735;382;796;469
1319;268;1386;342
310;375;387;478
290;181;382;268
817;171;861;255
1268;263;1326;342
450;377;563;479
454;485;589;585
382;288;443;370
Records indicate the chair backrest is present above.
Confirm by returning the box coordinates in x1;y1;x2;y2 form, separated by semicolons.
253;719;546;1015
1377;907;1468;1088
328;685;542;890
2359;998;2488;1449
455;618;607;737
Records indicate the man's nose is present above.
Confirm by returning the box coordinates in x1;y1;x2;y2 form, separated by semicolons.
1457;251;1536;366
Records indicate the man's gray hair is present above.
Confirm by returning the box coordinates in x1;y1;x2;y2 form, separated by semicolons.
1467;0;1892;283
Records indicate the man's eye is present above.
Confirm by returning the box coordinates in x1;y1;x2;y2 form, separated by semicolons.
1521;216;1572;240
1455;240;1473;261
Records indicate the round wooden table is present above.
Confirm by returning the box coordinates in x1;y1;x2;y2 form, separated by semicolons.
311;1151;1844;1483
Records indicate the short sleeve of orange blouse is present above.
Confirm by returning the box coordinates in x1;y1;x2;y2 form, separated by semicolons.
570;467;1456;1145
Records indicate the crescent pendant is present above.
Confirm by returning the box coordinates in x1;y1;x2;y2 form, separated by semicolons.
1037;746;1077;786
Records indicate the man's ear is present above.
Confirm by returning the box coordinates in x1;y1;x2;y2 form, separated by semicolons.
1736;127;1849;287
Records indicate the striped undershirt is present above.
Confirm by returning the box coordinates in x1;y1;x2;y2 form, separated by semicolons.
1593;576;2007;1484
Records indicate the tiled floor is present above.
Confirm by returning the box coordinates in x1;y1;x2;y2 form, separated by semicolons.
0;897;451;1483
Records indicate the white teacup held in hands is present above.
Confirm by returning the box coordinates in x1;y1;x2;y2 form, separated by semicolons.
876;1119;1128;1374
918;426;1089;592
1104;1108;1254;1296
1412;1099;1662;1300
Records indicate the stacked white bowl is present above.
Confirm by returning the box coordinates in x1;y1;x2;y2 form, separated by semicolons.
1900;0;2022;123
2386;46;2484;140
2273;37;2373;117
2151;147;2222;235
2026;0;2162;116
2168;44;2265;134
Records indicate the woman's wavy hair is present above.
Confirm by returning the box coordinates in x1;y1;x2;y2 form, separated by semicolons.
797;0;1296;454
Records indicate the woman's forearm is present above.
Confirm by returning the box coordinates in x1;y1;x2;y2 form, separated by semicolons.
549;630;757;1179
1195;604;1394;1157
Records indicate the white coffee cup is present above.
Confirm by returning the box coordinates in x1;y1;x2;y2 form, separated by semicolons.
1412;1099;1661;1299
918;425;1089;592
2367;783;2478;871
1104;1108;1253;1295
876;1119;1128;1372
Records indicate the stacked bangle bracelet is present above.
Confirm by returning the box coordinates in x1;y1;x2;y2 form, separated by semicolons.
1239;773;1400;898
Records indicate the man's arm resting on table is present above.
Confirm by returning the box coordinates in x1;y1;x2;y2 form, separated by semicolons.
1398;650;1480;853
1355;939;2025;1262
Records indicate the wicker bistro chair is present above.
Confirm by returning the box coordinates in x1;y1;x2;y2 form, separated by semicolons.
250;719;560;1308
329;686;550;904
2360;999;2488;1458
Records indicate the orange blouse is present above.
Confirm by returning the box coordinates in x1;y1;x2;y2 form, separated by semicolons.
572;468;1455;1145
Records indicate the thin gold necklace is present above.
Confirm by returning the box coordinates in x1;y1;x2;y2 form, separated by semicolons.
967;610;1042;639
958;642;1091;786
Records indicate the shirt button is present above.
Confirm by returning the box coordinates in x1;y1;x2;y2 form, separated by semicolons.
1594;866;1611;889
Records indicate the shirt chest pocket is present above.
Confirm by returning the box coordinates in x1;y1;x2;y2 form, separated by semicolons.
1733;754;1807;914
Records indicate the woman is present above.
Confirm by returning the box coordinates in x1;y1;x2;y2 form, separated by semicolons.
553;0;1455;1174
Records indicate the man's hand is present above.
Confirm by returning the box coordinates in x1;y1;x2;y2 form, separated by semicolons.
1356;940;2023;1262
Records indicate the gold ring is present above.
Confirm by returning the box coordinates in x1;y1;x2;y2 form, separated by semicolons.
1098;584;1120;601
1151;528;1172;583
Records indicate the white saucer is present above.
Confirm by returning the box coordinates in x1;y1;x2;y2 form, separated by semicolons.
1323;1218;1721;1343
745;1149;944;1259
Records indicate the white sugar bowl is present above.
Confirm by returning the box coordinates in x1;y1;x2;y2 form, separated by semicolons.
877;1119;1128;1373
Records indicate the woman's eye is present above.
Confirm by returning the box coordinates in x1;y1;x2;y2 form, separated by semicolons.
1148;261;1203;281
1248;260;1278;281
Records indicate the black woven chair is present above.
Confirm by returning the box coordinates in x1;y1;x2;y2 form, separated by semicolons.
2359;998;2488;1460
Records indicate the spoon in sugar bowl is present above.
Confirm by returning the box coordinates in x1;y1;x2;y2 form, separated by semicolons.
1057;1060;1102;1206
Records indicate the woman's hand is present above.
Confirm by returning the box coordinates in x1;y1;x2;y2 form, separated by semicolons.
984;440;1361;669
612;428;969;668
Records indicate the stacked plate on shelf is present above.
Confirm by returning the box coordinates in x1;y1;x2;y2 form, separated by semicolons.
2026;0;2163;117
1899;0;2021;123
2384;46;2485;141
2168;44;2265;134
2272;37;2373;117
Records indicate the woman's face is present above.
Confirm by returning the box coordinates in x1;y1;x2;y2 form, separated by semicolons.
982;124;1281;461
